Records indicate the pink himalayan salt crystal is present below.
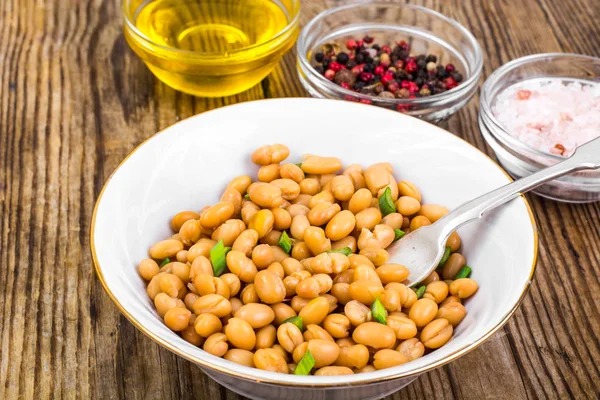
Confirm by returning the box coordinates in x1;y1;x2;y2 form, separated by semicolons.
492;79;600;157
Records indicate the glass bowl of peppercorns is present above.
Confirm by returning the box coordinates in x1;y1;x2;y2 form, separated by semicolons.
296;2;483;124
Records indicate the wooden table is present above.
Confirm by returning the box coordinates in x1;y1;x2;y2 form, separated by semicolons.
1;0;599;398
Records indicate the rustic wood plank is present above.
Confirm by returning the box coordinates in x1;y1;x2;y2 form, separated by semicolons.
0;0;598;399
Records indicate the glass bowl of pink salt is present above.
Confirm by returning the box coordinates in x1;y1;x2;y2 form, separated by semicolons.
479;53;600;203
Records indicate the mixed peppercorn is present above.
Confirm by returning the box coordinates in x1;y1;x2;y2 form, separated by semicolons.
312;36;464;110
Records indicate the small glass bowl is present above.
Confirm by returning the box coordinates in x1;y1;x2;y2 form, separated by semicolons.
296;2;483;124
124;0;300;97
479;53;600;203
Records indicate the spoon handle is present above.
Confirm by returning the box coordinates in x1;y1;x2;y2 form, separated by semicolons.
436;137;600;238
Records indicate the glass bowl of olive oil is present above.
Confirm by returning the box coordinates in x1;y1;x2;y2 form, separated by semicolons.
124;0;300;97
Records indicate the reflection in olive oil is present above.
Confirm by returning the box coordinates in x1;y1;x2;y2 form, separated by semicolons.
134;0;289;54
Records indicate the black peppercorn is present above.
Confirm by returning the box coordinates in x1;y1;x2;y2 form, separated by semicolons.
398;50;409;60
365;56;373;64
436;66;448;78
355;53;365;63
395;69;407;80
353;81;365;90
363;64;374;73
416;60;427;70
416;54;426;62
451;71;464;82
426;55;437;63
406;73;414;81
346;60;357;69
336;52;349;65
414;77;424;86
372;44;381;51
314;65;324;74
315;52;324;62
416;69;427;78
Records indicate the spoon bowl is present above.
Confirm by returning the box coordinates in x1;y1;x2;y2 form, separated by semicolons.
389;223;447;286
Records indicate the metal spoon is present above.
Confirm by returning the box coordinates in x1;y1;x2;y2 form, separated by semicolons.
393;137;600;287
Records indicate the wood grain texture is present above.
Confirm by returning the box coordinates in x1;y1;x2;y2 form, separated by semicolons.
0;0;598;399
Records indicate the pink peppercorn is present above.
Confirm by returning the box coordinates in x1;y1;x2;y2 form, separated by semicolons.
381;45;391;54
398;40;410;51
329;62;342;72
346;39;358;50
324;69;336;80
351;64;365;74
360;99;372;104
357;40;364;48
374;65;385;76
445;76;458;89
408;82;419;94
396;104;409;112
340;82;350;89
394;60;404;69
344;95;359;102
405;61;418;73
401;80;411;89
387;81;399;94
360;72;373;82
408;95;417;99
405;56;416;64
381;73;395;85
445;64;455;72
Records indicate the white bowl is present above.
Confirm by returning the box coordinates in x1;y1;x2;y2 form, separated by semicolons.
91;98;538;400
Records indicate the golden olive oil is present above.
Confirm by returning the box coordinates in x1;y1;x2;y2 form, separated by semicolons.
125;0;297;97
